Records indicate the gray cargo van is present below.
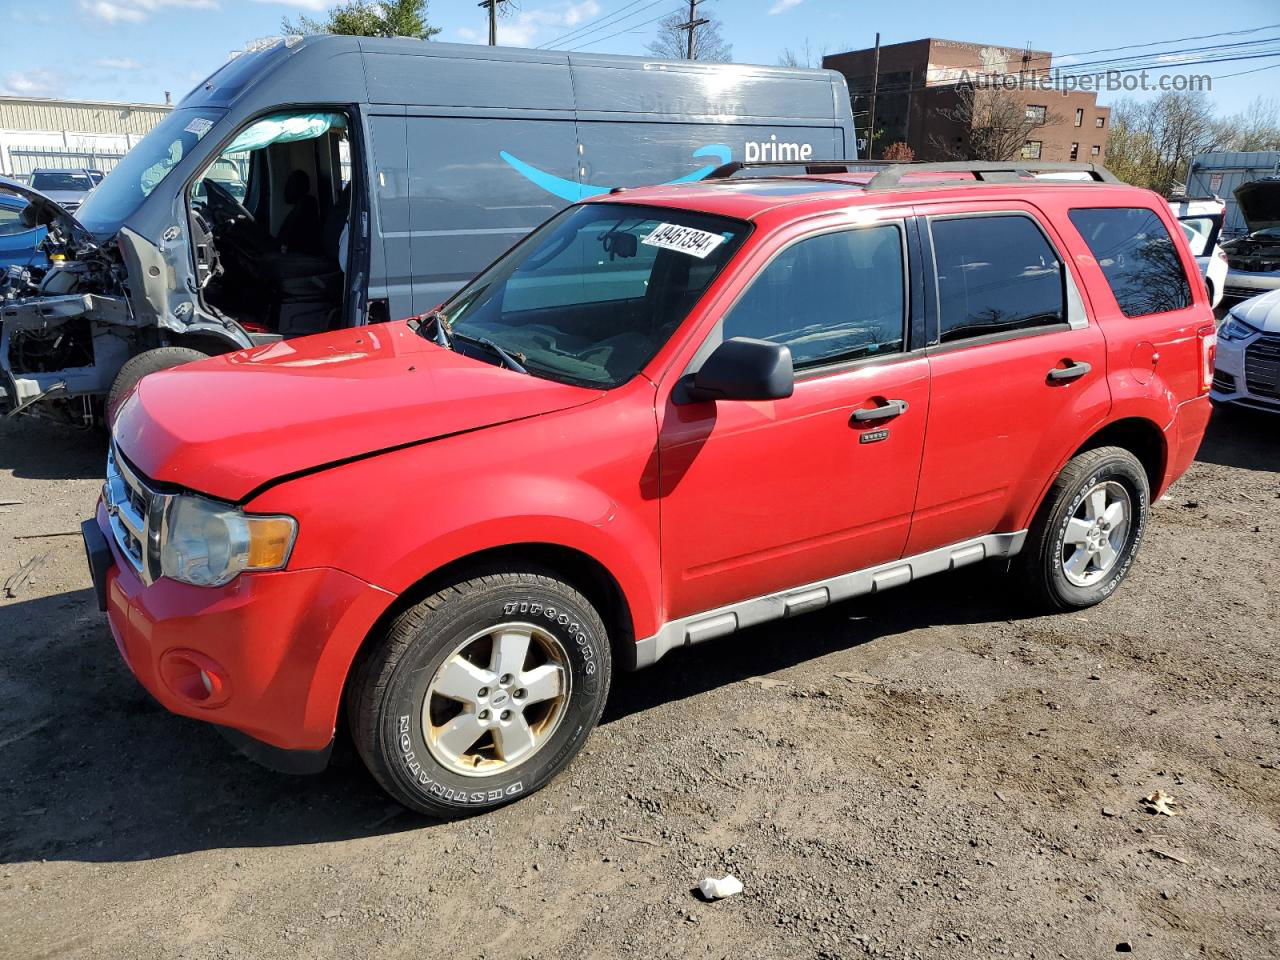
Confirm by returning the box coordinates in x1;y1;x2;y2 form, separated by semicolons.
0;35;855;424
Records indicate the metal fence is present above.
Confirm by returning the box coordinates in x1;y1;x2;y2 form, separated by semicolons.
6;147;129;179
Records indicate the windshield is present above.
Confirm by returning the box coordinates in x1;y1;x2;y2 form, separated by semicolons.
439;203;750;388
32;172;93;193
75;106;225;234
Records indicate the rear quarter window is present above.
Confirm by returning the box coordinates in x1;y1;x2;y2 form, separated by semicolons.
1068;207;1192;317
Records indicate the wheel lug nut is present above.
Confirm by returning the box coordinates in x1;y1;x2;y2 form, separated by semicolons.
477;686;489;698
478;709;490;720
513;688;526;700
500;709;512;721
499;673;513;685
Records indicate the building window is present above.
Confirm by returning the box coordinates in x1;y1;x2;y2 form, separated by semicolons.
1025;104;1047;125
1091;144;1101;156
1095;116;1105;128
1070;142;1079;161
1021;140;1043;160
1075;108;1084;127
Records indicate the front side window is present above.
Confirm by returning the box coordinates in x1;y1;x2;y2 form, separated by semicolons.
1069;207;1192;317
722;224;907;369
931;215;1065;343
441;203;749;388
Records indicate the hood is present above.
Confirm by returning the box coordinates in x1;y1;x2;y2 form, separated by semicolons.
0;179;94;246
1228;288;1280;334
1234;177;1280;234
112;322;603;501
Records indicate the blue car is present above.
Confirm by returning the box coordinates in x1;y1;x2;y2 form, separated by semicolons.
0;177;48;272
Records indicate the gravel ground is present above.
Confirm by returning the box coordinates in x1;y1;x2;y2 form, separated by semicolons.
0;408;1277;960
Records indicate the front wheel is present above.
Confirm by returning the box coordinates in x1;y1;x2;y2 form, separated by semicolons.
1017;446;1150;611
349;570;612;817
106;346;210;425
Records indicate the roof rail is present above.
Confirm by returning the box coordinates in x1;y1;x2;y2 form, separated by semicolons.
862;160;1120;190
704;160;861;179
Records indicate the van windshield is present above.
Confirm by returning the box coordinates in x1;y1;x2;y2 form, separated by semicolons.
75;107;226;235
438;203;750;388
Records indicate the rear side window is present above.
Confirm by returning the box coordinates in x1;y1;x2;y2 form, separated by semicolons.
722;224;906;369
1068;208;1192;317
930;215;1065;343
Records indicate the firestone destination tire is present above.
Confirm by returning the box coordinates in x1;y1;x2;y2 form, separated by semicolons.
349;569;612;817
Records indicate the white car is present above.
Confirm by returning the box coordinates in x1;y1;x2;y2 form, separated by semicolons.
1221;177;1280;302
1212;288;1280;414
1170;197;1228;309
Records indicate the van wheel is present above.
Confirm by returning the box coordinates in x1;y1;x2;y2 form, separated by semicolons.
349;570;611;817
106;346;210;425
1017;446;1150;611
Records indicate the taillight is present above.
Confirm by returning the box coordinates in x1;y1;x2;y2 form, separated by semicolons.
1197;325;1216;395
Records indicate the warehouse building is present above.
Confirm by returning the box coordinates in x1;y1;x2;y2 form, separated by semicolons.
823;38;1110;163
0;96;172;180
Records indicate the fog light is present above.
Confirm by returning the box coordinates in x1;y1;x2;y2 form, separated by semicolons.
159;650;230;707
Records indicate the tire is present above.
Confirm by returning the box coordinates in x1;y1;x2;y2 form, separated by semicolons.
106;346;210;425
1016;446;1150;612
349;569;612;817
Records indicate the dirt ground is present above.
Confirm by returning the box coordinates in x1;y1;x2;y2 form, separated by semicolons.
0;408;1277;960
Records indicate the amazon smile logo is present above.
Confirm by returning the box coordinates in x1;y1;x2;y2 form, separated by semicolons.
499;144;733;202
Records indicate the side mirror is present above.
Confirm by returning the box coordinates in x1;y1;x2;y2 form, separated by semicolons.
683;336;794;403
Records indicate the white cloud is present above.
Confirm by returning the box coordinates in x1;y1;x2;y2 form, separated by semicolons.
768;0;803;13
250;0;328;8
0;69;67;97
95;58;144;70
497;0;601;49
79;0;219;25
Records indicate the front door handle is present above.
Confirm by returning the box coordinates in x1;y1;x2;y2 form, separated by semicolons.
1047;361;1092;383
852;399;909;422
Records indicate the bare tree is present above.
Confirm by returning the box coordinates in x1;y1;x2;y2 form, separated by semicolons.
647;7;732;62
1213;97;1280;153
882;141;914;162
930;85;1065;162
1104;92;1219;193
778;38;829;68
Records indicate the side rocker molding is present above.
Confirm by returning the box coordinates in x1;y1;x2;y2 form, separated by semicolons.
632;531;1028;668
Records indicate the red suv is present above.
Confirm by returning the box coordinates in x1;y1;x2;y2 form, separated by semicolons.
83;161;1216;815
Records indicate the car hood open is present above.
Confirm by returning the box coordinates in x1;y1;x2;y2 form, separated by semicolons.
1234;177;1280;234
0;178;94;246
112;321;603;502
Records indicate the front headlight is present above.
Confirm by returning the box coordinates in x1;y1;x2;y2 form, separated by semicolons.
160;495;297;587
1218;314;1259;342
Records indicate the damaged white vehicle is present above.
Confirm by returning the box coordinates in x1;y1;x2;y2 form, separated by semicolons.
1222;176;1280;302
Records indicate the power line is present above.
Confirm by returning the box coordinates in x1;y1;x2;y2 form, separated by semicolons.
570;9;675;50
540;0;666;50
537;0;654;49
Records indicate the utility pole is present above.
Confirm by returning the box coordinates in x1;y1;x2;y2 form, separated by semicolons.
478;0;508;45
867;32;880;160
677;0;709;60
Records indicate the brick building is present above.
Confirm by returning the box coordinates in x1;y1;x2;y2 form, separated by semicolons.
823;38;1110;163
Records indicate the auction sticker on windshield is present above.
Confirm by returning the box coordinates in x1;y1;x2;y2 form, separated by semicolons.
642;223;727;259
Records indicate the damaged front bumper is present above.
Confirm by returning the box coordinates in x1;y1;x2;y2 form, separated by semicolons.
0;291;134;416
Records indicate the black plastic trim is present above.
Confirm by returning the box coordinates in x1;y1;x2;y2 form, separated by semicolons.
216;725;333;775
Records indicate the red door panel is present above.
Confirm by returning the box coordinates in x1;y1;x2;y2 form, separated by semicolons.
658;357;929;622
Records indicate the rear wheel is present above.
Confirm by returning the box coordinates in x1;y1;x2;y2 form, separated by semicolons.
106;346;210;425
1017;446;1150;611
349;569;611;817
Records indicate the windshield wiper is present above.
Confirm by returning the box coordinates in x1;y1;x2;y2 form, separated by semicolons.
414;308;454;350
452;331;528;374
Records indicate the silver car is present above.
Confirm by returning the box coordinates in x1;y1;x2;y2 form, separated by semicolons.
27;168;96;214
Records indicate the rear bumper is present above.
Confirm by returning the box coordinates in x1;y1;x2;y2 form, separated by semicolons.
1161;394;1212;497
92;500;394;757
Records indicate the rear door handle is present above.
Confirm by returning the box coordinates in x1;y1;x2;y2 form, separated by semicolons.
852;399;909;422
1047;361;1092;383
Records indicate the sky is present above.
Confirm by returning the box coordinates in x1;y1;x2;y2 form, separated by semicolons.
1;0;1277;118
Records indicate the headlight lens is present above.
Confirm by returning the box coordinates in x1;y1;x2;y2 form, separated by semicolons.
1218;314;1258;342
160;495;297;587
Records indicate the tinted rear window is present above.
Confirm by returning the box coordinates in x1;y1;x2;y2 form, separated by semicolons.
930;215;1065;343
1068;208;1192;317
